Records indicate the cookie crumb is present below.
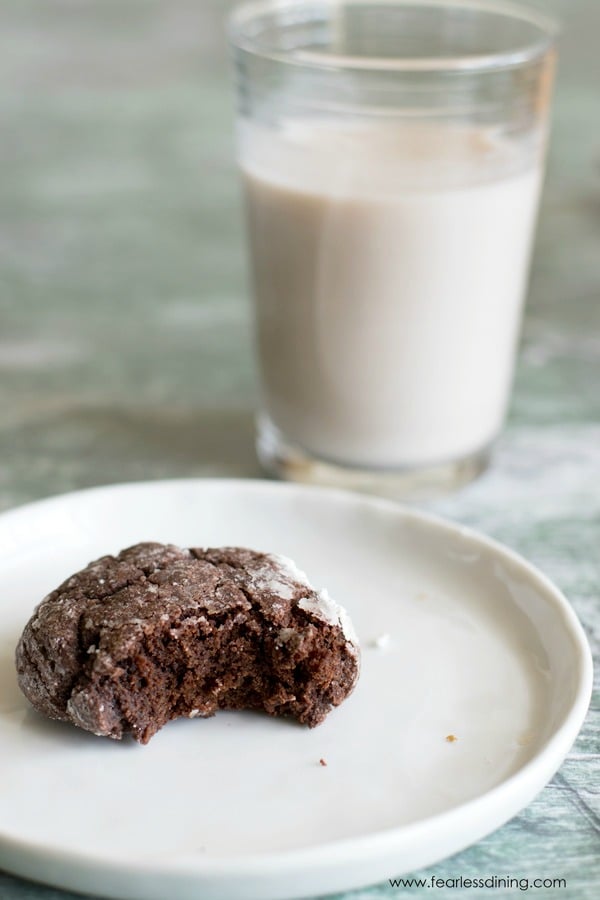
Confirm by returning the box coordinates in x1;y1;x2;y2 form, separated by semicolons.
517;730;534;747
319;758;327;767
370;633;391;650
445;734;458;743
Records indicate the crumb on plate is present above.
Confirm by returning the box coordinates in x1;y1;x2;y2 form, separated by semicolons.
370;633;391;650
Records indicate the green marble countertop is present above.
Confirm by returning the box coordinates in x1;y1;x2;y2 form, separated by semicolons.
1;1;598;898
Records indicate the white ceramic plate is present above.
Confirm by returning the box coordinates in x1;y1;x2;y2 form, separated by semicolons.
0;479;592;900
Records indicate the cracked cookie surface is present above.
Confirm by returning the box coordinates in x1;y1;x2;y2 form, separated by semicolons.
15;543;360;743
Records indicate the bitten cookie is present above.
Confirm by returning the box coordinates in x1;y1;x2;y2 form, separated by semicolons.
16;543;360;743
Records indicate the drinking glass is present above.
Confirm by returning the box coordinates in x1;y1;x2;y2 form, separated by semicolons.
229;0;557;498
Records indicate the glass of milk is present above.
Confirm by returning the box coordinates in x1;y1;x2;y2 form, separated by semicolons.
229;0;557;498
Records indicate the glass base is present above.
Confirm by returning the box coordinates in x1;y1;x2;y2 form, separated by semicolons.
256;417;491;502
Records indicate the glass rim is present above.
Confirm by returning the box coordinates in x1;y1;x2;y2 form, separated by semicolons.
228;0;558;74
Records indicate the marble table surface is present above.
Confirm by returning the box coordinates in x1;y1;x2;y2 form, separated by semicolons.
0;1;598;897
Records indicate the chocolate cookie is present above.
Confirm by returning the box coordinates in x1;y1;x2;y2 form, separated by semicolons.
16;543;360;743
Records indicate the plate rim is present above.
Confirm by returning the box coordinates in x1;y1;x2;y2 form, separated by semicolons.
0;477;593;883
